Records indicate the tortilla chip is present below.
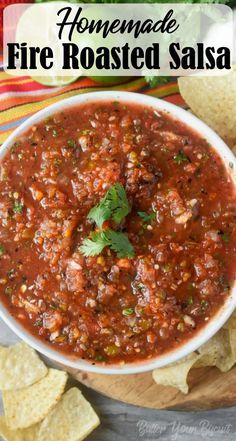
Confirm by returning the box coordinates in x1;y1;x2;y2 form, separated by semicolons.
153;329;235;394
194;329;234;371
214;329;234;372
3;368;68;430
229;328;236;362
0;342;48;390
153;353;200;394
178;71;236;148
0;416;39;441
38;387;100;441
223;312;236;330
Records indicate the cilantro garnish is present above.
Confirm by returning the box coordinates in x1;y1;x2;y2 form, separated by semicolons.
144;76;170;88
107;230;134;258
80;184;134;258
138;211;155;223
174;151;190;165
80;231;109;257
80;230;134;259
13;201;24;214
88;183;131;228
0;244;5;256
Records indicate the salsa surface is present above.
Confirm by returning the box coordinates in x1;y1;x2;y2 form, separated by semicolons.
0;101;235;364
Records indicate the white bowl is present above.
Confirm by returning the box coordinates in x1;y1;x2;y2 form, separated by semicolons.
0;91;235;375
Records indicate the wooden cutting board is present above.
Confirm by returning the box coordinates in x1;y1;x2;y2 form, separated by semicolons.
62;365;236;411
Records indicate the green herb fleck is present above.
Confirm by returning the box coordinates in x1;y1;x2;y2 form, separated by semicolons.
187;296;193;305
222;232;230;243
95;354;105;362
138;211;155;223
174;151;190;165
0;244;5;256
67;139;76;148
13;201;24;214
122;308;134;316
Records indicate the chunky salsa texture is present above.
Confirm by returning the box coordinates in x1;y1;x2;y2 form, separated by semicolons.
0;101;235;364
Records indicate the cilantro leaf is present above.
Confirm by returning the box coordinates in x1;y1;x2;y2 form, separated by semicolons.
80;229;134;259
88;204;111;229
88;183;131;228
144;76;170;88
105;230;135;258
79;231;109;257
105;184;130;224
0;244;5;255
138;211;155;223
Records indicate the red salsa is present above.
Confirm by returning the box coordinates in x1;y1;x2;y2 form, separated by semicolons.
0;101;235;364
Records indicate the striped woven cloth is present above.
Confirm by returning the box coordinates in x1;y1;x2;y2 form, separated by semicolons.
0;71;185;145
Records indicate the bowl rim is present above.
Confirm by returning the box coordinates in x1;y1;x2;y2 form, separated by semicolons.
0;90;235;375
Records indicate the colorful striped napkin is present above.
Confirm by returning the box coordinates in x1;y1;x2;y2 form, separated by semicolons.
0;72;185;145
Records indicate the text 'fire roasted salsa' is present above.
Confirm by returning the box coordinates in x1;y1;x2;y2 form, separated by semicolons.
0;101;235;364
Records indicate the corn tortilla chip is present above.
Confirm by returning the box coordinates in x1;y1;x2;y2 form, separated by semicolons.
0;416;39;441
223;312;236;330
3;368;68;430
153;329;234;394
38;387;100;441
0;342;48;390
153;353;200;394
178;71;236;148
194;329;234;372
229;329;236;362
